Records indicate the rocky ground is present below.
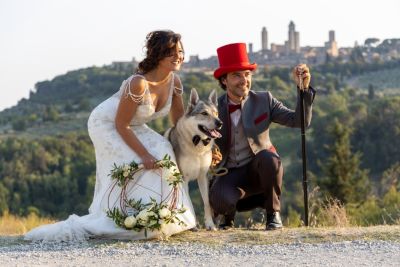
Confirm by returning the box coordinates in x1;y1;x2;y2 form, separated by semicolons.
1;226;399;266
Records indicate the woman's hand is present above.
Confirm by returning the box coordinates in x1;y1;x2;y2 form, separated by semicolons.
140;153;158;169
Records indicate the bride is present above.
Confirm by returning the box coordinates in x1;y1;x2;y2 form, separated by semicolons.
25;30;196;241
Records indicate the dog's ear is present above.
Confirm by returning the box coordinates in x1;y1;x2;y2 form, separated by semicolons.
208;89;218;106
187;88;199;113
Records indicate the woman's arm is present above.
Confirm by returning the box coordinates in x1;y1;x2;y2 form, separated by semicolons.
115;77;157;169
170;74;185;125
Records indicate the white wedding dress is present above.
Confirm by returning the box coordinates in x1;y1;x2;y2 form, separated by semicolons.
25;73;196;241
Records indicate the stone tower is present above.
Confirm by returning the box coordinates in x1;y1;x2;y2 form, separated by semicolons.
261;27;268;51
248;43;253;54
288;21;296;51
295;31;300;53
325;30;338;57
329;30;335;42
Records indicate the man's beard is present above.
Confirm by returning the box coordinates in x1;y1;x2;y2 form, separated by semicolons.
233;86;249;98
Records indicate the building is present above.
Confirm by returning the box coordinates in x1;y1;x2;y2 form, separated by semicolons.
110;57;138;72
182;21;400;69
325;30;339;57
261;27;268;51
288;21;300;53
248;43;254;54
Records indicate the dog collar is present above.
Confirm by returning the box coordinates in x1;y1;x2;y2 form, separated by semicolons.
202;138;211;146
192;135;211;146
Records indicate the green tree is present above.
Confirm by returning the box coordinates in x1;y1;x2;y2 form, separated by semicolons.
0;182;9;215
353;97;400;175
12;118;28;131
44;105;60;122
78;98;91;111
368;84;375;100
320;119;370;204
379;163;400;197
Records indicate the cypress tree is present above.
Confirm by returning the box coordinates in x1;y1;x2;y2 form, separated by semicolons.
321;118;370;204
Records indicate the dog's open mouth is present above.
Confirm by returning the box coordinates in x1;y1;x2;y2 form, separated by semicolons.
198;125;222;139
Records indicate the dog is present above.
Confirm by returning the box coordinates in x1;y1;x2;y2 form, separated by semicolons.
165;88;222;230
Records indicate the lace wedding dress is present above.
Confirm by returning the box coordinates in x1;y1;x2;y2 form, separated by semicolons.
25;74;196;241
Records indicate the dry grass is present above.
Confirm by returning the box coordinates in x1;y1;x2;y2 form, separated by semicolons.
1;224;399;247
0;212;54;235
317;198;350;227
166;225;400;246
308;187;351;227
1;213;399;246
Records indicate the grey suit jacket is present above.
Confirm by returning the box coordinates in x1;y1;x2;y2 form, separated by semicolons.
215;87;316;167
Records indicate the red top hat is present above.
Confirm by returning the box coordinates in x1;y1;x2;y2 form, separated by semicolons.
214;43;257;79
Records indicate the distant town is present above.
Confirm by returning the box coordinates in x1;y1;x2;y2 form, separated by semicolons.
111;21;400;72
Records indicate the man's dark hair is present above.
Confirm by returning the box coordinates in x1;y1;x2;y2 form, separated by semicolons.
218;74;227;90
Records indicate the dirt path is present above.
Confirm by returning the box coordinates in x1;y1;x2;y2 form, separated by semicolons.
1;226;399;266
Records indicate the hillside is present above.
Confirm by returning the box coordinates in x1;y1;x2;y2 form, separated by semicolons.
1;61;400;138
0;66;131;137
346;67;400;92
0;65;220;138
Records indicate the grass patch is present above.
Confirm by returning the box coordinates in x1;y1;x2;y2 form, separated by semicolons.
164;225;400;246
0;212;54;235
1;213;399;247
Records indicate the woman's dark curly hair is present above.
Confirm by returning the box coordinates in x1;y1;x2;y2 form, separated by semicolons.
136;30;183;74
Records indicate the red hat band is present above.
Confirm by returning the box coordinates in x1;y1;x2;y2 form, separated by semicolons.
214;43;257;79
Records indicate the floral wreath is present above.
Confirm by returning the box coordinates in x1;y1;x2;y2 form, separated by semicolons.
106;154;187;237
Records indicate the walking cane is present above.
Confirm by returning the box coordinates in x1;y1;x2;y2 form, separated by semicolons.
297;66;309;227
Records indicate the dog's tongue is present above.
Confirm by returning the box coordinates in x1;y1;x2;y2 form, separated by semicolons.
210;129;222;138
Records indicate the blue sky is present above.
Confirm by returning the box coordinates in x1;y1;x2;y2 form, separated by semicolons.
1;0;399;111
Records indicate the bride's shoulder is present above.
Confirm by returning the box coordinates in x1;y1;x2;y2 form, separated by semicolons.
173;74;183;96
173;74;182;86
122;74;149;103
128;75;148;95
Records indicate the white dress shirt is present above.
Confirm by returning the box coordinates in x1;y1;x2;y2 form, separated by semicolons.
228;99;241;127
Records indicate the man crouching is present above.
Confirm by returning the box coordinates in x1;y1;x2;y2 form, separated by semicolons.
209;43;316;230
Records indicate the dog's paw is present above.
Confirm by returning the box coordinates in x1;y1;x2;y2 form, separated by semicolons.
205;222;217;231
207;226;217;231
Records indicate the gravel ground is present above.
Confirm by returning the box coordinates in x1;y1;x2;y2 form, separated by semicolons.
1;238;400;266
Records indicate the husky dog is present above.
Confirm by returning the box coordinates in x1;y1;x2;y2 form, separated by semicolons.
165;88;222;230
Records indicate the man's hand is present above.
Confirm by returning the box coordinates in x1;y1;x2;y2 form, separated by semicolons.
211;145;222;168
292;64;311;90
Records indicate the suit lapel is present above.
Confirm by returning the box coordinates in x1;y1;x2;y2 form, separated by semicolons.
240;92;252;129
218;94;230;153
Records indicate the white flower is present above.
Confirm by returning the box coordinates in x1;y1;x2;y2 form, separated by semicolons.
122;164;130;172
159;208;171;218
147;211;157;218
171;166;179;174
167;169;180;183
162;167;173;180
137;210;150;222
166;175;175;183
123;171;129;177
124;216;136;229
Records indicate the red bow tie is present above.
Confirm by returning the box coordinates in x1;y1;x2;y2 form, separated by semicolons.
228;104;241;113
